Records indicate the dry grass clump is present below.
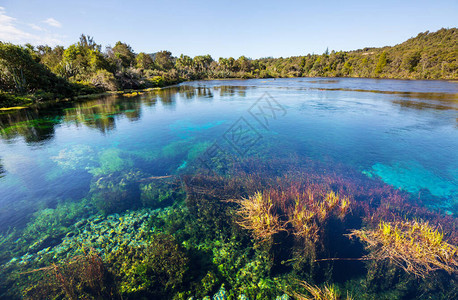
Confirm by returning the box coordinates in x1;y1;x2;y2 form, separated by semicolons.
235;184;351;242
349;220;458;277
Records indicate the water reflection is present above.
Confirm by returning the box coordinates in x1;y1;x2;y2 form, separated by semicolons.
64;96;143;133
0;86;221;144
0;106;62;143
310;87;458;111
213;85;248;97
176;86;213;99
392;99;457;111
0;83;454;147
0;159;4;178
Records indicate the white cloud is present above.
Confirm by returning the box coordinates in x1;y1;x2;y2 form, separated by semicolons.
0;7;63;45
43;17;61;28
29;23;45;31
0;6;36;41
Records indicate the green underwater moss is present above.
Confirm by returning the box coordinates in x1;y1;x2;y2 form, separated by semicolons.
88;148;134;177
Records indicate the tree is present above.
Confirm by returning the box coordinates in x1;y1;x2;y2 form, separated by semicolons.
154;50;174;70
111;41;136;68
0;42;72;96
136;52;154;69
175;54;193;70
324;47;329;56
236;56;252;72
78;34;101;52
91;69;117;91
59;35;109;80
402;51;422;72
36;45;65;72
374;51;387;75
193;55;213;72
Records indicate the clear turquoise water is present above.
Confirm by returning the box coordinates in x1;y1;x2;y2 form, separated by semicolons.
0;77;457;226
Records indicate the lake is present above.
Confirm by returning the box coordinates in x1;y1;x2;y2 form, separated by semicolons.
0;78;457;299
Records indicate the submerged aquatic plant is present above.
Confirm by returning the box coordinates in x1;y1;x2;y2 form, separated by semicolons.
289;189;350;241
106;233;189;298
0;159;5;178
236;191;286;241
51;144;95;170
235;185;351;242
139;176;185;208
292;280;353;300
88;148;133;177
23;249;116;300
90;169;143;214
349;220;458;278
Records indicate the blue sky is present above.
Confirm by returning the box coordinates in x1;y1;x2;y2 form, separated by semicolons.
0;0;457;58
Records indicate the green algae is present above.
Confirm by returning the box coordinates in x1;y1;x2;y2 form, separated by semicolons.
88;148;134;177
90;169;143;214
106;233;189;298
140;179;185;208
23;200;94;248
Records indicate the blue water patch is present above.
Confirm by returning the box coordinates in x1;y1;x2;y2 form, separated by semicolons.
169;119;226;138
364;161;458;200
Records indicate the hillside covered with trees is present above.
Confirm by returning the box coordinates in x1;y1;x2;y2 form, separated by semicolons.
0;28;457;108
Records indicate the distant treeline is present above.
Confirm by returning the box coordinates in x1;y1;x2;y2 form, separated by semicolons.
0;28;457;107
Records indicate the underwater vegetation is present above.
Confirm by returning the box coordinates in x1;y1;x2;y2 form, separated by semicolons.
0;159;4;178
51;144;96;170
23;249;117;300
90;170;143;215
106;233;189;298
349;220;458;278
140;177;185;208
88;148;134;177
292;280;353;300
236;188;350;242
0;156;457;299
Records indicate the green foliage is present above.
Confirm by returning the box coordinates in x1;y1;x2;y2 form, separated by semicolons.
90;69;117;91
62;43;107;80
136;52;154;69
147;75;165;87
0;42;73;97
374;52;387;75
0;91;32;107
154;50;175;70
111;41;136;68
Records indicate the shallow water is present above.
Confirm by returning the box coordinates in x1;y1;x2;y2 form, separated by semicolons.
0;77;457;298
